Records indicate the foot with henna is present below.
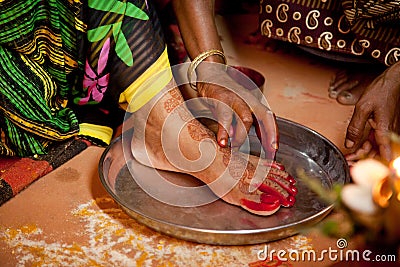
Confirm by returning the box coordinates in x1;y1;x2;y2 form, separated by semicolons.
128;81;297;216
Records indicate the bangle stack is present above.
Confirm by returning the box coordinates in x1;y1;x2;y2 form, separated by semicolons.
187;49;227;90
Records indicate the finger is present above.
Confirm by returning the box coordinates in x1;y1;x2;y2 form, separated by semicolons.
345;105;371;149
256;112;279;160
369;114;393;161
374;129;392;162
230;104;253;148
368;149;378;159
345;140;373;161
215;103;234;148
346;160;357;167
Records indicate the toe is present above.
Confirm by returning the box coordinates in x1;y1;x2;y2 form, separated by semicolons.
337;85;364;105
240;197;281;216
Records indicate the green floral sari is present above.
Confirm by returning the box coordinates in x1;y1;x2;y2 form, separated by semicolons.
0;0;169;156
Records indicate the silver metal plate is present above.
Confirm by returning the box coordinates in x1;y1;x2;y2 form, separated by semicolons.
99;117;350;245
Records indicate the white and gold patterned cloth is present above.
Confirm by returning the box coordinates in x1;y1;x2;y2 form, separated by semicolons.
259;0;400;66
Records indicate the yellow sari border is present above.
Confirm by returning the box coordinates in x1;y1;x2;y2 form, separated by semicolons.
78;123;113;145
119;47;172;112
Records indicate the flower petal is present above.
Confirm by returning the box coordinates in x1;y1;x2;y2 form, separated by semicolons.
341;184;378;215
350;158;389;188
97;74;109;87
84;59;97;79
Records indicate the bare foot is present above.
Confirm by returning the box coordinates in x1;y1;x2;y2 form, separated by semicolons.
328;64;385;105
129;84;297;216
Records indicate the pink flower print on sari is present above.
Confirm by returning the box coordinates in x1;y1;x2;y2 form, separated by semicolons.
79;38;111;105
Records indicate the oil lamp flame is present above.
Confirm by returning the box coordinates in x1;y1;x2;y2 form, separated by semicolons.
371;157;400;208
392;157;400;177
392;157;400;201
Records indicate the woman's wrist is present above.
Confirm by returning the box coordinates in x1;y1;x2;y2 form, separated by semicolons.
187;49;227;90
201;52;226;63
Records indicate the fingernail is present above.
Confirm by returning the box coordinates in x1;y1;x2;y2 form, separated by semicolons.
345;139;354;148
329;91;337;98
220;138;227;147
271;141;278;150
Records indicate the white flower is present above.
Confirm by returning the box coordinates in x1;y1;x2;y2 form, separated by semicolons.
341;158;390;215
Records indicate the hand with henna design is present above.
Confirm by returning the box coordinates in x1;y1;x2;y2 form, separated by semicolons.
172;0;279;158
195;64;278;157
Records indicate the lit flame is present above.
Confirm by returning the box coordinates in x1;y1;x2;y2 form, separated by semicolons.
372;157;400;207
391;157;400;201
392;157;400;177
372;177;392;208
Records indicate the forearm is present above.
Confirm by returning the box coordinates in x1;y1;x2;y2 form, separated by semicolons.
171;0;225;64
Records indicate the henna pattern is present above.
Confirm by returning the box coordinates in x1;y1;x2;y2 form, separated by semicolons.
164;90;192;122
165;92;258;194
187;119;215;141
169;88;184;102
220;146;258;194
220;143;297;202
238;163;257;194
221;146;232;166
164;98;179;113
268;167;293;182
164;90;182;113
221;147;248;179
161;89;297;213
164;90;215;141
263;179;289;198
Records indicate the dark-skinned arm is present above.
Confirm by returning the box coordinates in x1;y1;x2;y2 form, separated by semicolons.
171;0;279;157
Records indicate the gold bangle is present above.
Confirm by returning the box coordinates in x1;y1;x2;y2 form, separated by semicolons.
187;49;227;90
